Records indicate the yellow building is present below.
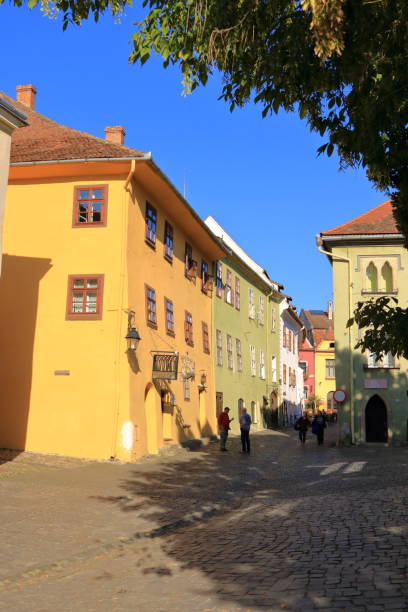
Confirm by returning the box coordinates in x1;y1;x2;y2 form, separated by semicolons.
300;307;336;412
0;85;225;460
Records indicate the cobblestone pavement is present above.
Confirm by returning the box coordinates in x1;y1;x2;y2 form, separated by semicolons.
2;426;408;611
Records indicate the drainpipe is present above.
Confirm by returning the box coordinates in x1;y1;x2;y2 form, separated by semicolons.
316;236;354;444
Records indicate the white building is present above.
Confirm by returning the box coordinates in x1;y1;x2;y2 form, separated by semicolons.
280;298;305;425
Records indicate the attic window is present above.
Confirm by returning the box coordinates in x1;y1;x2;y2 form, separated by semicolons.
73;186;107;227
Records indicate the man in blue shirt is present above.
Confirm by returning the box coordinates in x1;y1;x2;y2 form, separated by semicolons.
239;408;252;454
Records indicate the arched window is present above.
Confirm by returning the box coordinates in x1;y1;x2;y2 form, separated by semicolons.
366;262;378;292
381;261;393;292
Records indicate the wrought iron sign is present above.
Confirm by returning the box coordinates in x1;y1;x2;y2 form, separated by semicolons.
152;351;179;380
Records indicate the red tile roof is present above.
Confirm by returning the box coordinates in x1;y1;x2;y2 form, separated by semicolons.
322;200;398;236
0;91;145;163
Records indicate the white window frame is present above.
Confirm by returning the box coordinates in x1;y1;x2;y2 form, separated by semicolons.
216;329;223;366
250;345;256;376
259;296;265;325
227;334;233;370
249;288;255;320
271;355;277;382
236;338;243;372
259;349;265;379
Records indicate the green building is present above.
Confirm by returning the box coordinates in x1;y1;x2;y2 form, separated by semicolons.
320;200;408;444
205;217;282;434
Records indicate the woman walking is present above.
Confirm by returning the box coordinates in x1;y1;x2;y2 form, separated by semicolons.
312;411;327;445
295;411;311;444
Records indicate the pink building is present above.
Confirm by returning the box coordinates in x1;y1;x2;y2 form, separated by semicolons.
299;336;315;402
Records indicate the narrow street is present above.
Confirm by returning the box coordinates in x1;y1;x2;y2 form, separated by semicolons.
2;426;408;611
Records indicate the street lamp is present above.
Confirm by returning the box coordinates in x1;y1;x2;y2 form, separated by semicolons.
125;310;141;352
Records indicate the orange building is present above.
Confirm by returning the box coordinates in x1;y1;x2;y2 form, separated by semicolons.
0;85;225;460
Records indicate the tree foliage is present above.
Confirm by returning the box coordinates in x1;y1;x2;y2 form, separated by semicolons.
348;297;408;360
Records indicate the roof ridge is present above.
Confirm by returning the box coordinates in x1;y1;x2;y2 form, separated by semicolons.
0;90;146;162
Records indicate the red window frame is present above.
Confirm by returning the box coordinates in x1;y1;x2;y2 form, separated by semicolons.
184;311;194;346
66;275;104;320
145;284;157;328
72;185;108;227
202;321;210;354
164;221;173;261
164;297;175;336
145;202;157;246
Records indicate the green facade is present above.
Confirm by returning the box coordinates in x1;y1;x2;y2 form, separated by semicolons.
323;236;408;445
212;254;281;434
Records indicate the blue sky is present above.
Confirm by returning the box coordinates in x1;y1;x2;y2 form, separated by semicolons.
0;4;386;310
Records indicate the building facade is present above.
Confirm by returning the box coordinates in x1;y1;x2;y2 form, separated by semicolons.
299;307;336;413
320;200;407;444
0;85;225;460
204;217;282;433
0;94;27;271
280;299;305;425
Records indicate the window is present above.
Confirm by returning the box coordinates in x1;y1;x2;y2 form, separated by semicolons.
236;339;243;372
66;275;103;320
325;359;335;378
225;269;234;305
293;334;297;354
259;349;265;379
368;352;381;368
304;386;309;399
164;222;173;261
227;334;233;369
215;262;223;297
272;307;276;332
271;355;277;382
202;322;210;354
164;298;174;335
145;202;157;246
250;345;256;376
283;327;287;348
283;364;287;384
184;311;193;346
249;288;255;319
235;277;240;310
185;243;197;278
259;296;265;325
288;366;292;386
299;361;308;376
366;261;378;292
201;260;209;293
73;186;107;226
383;352;395;368
381;262;393;292
145;285;157;327
216;329;223;366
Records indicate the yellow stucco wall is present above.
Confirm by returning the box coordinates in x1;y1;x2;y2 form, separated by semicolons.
315;339;336;410
0;161;222;460
125;175;217;458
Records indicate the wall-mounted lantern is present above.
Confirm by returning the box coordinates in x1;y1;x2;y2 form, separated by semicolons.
125;310;141;352
198;371;207;392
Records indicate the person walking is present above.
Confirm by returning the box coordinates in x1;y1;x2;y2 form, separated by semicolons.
312;410;327;445
218;407;233;451
295;411;311;444
239;407;252;454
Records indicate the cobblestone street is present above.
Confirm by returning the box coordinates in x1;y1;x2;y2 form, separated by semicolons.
2;426;408;611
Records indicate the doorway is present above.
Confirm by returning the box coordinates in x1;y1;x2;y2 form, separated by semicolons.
145;384;158;454
270;392;278;427
161;389;173;441
216;392;223;418
365;394;388;442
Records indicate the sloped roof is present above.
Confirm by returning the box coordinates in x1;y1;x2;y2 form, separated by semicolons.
204;216;284;291
322;200;398;236
0;91;145;163
302;310;333;330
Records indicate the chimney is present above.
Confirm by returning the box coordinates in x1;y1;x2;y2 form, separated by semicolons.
327;300;333;320
105;126;126;145
16;84;37;109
